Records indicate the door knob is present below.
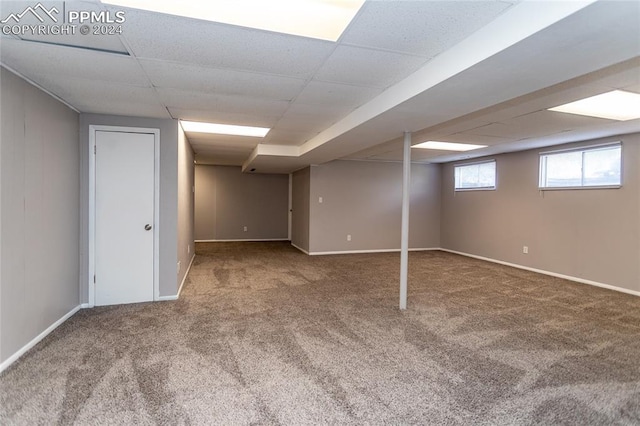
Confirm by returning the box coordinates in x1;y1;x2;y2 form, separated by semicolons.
145;224;152;231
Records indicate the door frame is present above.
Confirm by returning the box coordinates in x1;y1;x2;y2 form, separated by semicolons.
288;173;292;241
88;125;160;307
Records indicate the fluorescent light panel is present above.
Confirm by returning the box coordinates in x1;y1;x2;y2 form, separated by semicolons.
412;141;487;151
548;90;640;121
180;121;270;137
102;0;365;41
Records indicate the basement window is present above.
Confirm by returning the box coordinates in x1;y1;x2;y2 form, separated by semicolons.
454;160;496;191
539;143;622;190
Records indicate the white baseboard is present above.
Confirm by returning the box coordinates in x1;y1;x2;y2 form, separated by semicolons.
158;253;196;301
440;248;640;297
0;305;82;374
157;295;178;301
80;303;91;309
291;242;310;255
195;238;289;243
309;248;439;256
178;254;195;297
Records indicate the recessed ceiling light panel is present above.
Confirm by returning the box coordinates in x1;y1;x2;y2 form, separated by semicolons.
180;121;270;137
548;90;640;121
412;141;488;151
102;0;366;41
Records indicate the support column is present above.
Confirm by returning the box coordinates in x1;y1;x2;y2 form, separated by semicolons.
400;131;411;310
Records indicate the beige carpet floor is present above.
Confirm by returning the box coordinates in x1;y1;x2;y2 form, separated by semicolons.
1;241;639;425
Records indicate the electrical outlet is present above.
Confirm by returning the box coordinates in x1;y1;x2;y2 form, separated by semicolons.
177;261;181;273
523;246;529;254
319;196;323;203
347;234;352;242
243;226;248;232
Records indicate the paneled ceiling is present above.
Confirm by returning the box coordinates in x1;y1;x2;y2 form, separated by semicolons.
1;0;639;173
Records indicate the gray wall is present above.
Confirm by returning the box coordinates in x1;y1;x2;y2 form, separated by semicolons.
1;68;80;362
195;165;289;240
177;126;194;289
309;160;441;253
441;135;640;293
79;114;179;299
195;165;216;240
291;167;311;252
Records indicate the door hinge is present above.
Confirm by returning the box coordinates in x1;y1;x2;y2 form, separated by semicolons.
93;274;96;284
94;145;96;154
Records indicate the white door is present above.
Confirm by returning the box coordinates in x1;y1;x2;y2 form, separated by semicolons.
95;131;155;306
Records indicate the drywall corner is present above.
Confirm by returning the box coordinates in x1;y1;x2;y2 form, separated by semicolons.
291;167;311;252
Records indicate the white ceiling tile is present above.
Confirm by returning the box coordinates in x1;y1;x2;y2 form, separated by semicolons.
313;45;428;88
462;110;612;140
341;1;513;56
274;116;333;133
158;88;290;116
596;66;640;91
168;108;280;128
417;115;505;140
139;59;306;101
284;102;352;118
293;80;382;108
437;133;510;146
503;110;613;134
389;68;635;141
0;39;148;86
23;74;167;117
506;86;635;118
421;83;619;138
461;122;525;139
397;67;548;125
117;8;335;78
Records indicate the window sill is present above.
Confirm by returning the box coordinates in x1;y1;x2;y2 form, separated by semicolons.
538;185;621;191
454;187;496;192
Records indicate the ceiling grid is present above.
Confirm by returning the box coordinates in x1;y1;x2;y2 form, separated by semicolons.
0;0;638;171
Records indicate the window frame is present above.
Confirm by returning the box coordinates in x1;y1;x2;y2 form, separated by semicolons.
538;142;622;191
453;159;497;192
